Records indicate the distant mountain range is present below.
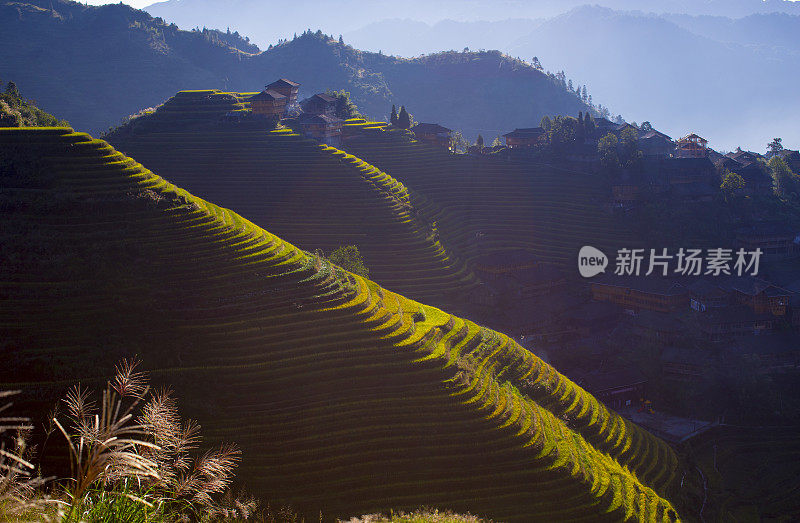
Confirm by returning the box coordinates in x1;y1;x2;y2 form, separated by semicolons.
144;0;800;48
341;7;800;152
0;0;589;138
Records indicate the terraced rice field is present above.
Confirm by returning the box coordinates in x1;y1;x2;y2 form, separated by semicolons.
1;128;682;521
341;121;633;267
110;93;477;306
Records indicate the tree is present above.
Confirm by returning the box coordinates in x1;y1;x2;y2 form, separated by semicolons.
338;34;344;45
449;131;470;153
491;136;502;147
476;134;484;149
581;85;588;103
390;105;398;126
548;116;578;154
769;156;798;196
640;121;653;132
619;127;643;170
327;90;361;119
768;137;784;156
398;106;411;129
531;56;543;70
540;115;552;132
329;245;369;277
598;133;620;174
720;171;746;202
5;81;20;100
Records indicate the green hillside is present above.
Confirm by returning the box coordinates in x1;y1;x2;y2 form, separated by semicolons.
109;91;478;306
0;79;68;127
1;127;684;521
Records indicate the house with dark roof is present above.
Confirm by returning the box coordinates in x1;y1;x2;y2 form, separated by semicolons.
776;149;800;174
249;89;287;117
591;275;689;313
266;78;300;105
735;223;799;259
675;133;709;158
647;156;716;187
575;368;647;410
411;123;453;149
715;154;772;194
661;347;714;381
638;130;674;158
301;93;337;117
687;279;730;311
295;113;343;146
695;305;776;342
503;127;546;148
626;310;683;347
719;276;793;316
726;149;762;164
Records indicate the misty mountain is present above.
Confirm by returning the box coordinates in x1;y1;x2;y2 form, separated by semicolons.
0;0;589;137
143;0;800;49
343;7;800;151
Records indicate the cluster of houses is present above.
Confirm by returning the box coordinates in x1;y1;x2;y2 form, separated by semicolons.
244;78;344;145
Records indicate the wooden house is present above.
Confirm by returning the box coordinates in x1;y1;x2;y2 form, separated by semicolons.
411;123;453;149
735;223;799;259
776;149;800;174
726;149;762;165
266;78;300;106
591;276;689;313
661;347;711;381
638;130;674;158
716;154;772;194
296;113;343;146
687;279;730;311
675;133;709;158
577;369;646;410
301;93;337;117
696;305;775;342
721;276;792;316
249;89;287;117
503;127;546;148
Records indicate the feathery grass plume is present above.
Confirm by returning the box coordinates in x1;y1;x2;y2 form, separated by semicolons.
54;360;161;516
0;390;49;518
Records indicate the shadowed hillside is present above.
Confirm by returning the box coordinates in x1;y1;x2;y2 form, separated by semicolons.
0;127;689;521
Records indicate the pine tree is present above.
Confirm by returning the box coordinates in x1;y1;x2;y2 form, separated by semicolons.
398;106;411;129
476;134;484;148
338;35;344;45
390;105;398;126
581;86;588;103
568;79;573;92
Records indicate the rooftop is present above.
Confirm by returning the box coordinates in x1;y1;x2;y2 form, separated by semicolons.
249;89;286;102
267;78;300;88
503;127;545;138
412;123;453;134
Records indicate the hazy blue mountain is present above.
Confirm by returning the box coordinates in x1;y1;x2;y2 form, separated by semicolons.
343;7;800;151
143;0;800;49
505;6;800;151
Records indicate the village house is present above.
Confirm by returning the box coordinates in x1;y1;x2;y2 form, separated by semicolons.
473;250;566;298
688;279;730;311
295;113;343;146
411;123;453;149
675;133;709;158
266;78;300;106
720;276;792;316
503;127;547;148
638;130;675;158
774;149;800;174
576;368;647;410
593;117;619;136
695;305;776;342
735;223;799;259
626;310;683;347
249;89;287;118
301;93;337;117
661;347;713;381
590;275;689;313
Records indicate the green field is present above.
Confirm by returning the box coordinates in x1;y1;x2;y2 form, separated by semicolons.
0;127;684;521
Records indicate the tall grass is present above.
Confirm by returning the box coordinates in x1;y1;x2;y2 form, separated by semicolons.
2;359;256;522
